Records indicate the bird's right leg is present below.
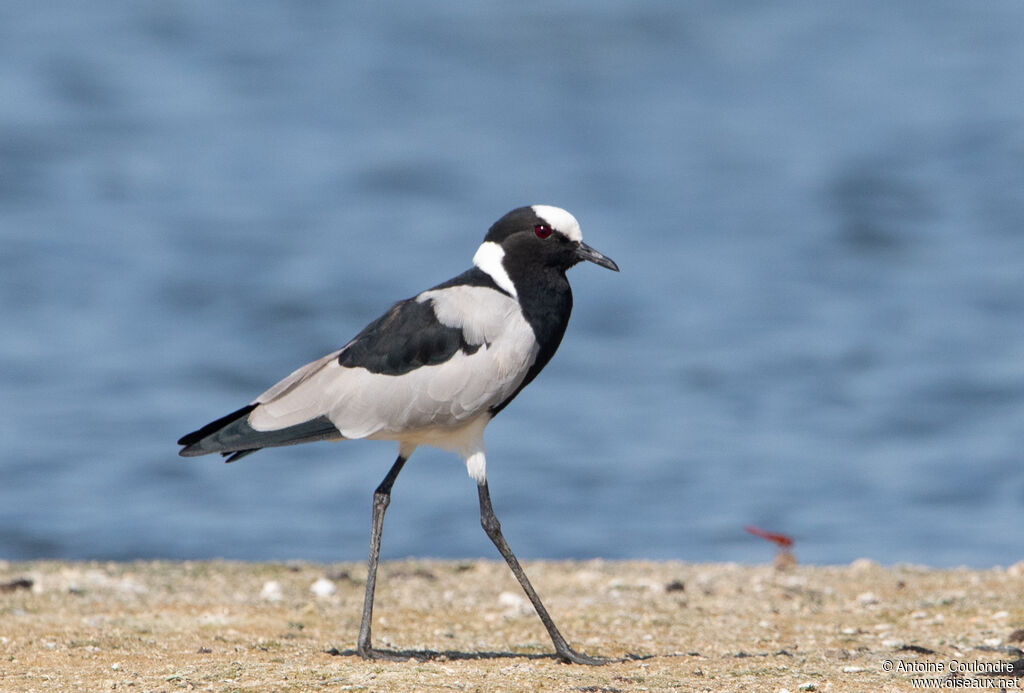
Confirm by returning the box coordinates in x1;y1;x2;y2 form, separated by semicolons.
356;452;409;660
477;480;605;665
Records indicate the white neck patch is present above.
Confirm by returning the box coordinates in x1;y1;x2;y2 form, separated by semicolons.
472;241;517;297
532;205;583;242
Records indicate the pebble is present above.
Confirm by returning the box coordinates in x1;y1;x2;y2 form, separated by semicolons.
634;578;664;593
856;592;880;606
497;591;530;616
309;577;336;598
260;580;283;602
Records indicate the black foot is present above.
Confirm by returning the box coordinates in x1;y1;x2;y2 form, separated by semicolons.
357;646;414;662
556;646;606;666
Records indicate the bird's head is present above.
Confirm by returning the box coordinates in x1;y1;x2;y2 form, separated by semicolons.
473;205;618;295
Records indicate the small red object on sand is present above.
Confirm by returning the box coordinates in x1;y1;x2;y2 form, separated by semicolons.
744;525;794;548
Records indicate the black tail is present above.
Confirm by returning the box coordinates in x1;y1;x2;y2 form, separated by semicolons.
177;404;343;462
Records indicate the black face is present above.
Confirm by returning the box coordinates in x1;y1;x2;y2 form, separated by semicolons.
485;205;619;274
500;222;583;271
483;206;552;245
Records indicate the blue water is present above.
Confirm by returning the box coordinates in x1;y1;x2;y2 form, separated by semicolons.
2;1;1023;568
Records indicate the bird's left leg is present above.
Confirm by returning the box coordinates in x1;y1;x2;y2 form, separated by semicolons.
477;480;605;665
356;452;410;660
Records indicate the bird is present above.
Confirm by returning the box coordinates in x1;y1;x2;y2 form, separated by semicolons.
177;205;619;665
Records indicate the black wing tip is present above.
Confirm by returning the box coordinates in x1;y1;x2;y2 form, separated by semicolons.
223;449;258;463
177;403;258;454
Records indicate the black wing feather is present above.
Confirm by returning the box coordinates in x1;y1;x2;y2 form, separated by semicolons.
178;404;257;447
178;404;341;460
337;280;490;375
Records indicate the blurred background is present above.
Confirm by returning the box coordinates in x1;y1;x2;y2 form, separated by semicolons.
2;1;1022;567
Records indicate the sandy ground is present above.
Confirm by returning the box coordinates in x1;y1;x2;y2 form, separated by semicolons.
2;559;1023;692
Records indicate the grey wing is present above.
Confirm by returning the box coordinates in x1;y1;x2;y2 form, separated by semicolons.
248;286;539;439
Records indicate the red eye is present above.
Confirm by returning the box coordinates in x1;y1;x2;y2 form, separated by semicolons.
534;224;552;239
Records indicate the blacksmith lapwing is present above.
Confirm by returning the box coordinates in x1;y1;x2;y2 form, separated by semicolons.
178;205;619;664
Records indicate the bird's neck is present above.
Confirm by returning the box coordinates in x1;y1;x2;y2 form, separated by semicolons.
512;267;574;354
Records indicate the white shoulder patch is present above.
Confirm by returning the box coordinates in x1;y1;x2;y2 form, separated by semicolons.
531;205;582;242
416;285;521;346
472;241;517;297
